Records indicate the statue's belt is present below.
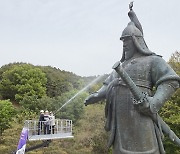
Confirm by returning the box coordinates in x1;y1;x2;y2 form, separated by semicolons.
115;78;152;90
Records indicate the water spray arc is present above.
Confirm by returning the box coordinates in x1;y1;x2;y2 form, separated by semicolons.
54;74;106;114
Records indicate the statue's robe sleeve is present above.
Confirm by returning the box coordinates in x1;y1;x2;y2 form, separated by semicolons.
151;56;180;87
150;56;180;112
103;70;118;86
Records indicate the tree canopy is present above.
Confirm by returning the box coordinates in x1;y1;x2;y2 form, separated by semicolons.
0;64;47;101
0;100;15;136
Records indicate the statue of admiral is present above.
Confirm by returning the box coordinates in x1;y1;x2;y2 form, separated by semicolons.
85;2;180;154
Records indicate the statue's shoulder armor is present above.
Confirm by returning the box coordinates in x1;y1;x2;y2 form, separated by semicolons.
146;54;164;63
132;54;163;65
148;54;162;58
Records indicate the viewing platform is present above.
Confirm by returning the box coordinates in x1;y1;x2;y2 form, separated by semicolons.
24;119;73;141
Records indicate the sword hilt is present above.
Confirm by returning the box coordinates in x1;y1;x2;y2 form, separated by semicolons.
133;91;148;105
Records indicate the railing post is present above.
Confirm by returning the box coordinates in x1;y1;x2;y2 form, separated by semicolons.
71;120;72;134
66;120;68;133
34;120;36;135
56;119;58;133
61;120;63;132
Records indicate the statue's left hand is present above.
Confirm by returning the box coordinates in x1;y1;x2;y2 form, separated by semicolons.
137;96;162;116
137;97;153;116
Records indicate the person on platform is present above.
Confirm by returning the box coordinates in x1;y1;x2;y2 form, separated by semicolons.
49;111;55;134
38;110;45;135
44;110;50;134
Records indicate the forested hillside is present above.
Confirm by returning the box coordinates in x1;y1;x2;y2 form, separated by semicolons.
0;62;108;153
0;52;179;154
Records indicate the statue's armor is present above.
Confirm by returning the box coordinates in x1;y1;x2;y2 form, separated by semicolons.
104;55;179;154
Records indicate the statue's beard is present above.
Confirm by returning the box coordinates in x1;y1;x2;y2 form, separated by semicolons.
124;50;135;60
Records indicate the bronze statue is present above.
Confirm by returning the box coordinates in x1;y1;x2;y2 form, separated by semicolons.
85;2;180;154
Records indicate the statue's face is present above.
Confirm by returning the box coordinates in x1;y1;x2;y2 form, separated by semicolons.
123;37;136;60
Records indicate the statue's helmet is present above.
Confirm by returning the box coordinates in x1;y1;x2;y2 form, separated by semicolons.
120;22;142;40
120;22;155;62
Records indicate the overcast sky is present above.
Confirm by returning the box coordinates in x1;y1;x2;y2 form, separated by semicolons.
0;0;179;76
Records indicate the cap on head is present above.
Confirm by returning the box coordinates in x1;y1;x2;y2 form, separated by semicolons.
40;110;44;113
120;22;143;40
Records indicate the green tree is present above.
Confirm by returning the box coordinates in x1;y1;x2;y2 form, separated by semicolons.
0;100;15;136
40;66;84;98
168;51;180;75
160;51;180;153
0;64;47;102
19;95;58;113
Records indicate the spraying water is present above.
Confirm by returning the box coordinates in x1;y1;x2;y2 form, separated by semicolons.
55;74;107;114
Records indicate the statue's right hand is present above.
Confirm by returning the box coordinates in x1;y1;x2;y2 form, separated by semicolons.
84;93;98;106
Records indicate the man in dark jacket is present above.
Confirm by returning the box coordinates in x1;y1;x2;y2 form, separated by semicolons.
38;110;45;135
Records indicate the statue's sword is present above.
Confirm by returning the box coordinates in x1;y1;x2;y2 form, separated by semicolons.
112;61;180;146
